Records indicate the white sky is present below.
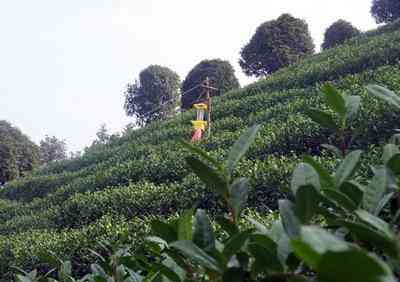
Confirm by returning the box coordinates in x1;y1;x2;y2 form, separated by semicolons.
0;0;377;152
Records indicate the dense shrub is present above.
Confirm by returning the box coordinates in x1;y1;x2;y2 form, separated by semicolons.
362;18;400;38
0;214;151;280
322;19;360;49
0;120;39;184
239;13;315;77
371;0;400;23
124;65;181;126
181;59;240;109
39;135;67;164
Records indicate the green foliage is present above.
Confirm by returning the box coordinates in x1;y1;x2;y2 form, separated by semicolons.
322;20;360;50
124;65;181;126
362;18;400;38
183;124;260;222
239;13;315;77
181;59;239;109
0;215;150;281
6;61;400;203
28;26;400;179
2;24;400;280
306;83;361;157
245;26;400;93
371;0;400;23
17;97;400;280
93;123;110;146
39;135;67;165
0;120;39;185
367;84;400;109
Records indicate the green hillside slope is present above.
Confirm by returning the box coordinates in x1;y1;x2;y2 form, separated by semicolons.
1;22;400;279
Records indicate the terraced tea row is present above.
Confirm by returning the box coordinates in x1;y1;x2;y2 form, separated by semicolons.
0;64;398;239
3;63;400;205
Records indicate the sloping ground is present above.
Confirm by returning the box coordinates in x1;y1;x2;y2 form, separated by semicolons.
1;23;400;279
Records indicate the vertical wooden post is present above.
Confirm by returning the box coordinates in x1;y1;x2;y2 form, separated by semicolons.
205;77;211;138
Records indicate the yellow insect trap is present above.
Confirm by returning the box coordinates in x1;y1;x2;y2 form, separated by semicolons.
191;103;208;141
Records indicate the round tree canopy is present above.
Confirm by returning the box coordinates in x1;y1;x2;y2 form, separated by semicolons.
371;0;400;23
181;59;239;109
0;120;39;184
124;65;180;126
322;20;360;50
239;13;315;77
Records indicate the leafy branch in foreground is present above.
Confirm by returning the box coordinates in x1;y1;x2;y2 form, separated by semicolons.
306;84;361;157
180;124;260;223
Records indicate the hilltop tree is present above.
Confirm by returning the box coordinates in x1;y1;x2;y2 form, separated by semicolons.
0;120;39;184
124;65;180;126
239;13;315;77
322;20;360;50
371;0;400;23
39;135;67;164
181;59;240;109
91;123;121;147
95;123;110;144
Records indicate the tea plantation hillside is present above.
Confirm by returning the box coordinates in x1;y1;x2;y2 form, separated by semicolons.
1;22;400;279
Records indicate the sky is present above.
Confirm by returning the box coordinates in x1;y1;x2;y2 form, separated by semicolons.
0;0;377;152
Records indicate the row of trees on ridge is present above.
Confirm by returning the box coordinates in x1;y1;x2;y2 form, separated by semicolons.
124;0;400;127
124;60;240;126
125;0;400;126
